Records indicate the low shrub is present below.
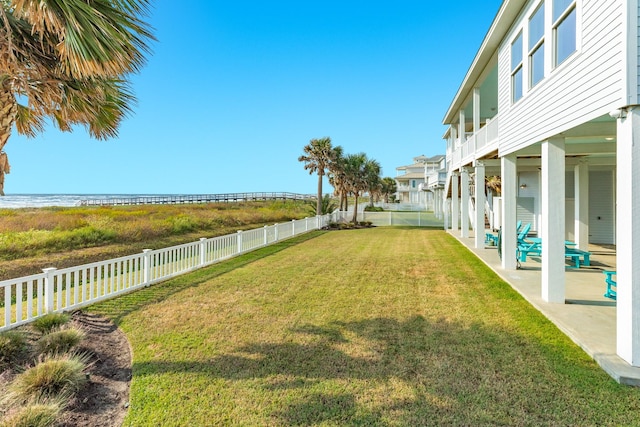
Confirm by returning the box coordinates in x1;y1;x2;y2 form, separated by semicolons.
0;402;61;427
363;206;384;212
6;354;88;404
0;331;27;364
36;328;85;355
32;313;70;334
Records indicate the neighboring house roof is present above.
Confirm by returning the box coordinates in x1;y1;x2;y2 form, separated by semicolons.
425;155;445;163
395;172;425;181
396;163;425;170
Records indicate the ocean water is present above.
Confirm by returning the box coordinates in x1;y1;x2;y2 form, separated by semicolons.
0;194;169;209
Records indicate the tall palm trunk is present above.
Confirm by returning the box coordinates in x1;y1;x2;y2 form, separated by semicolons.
352;194;359;224
0;84;16;196
316;172;323;216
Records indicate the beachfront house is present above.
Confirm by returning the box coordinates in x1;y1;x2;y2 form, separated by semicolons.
442;0;640;369
395;155;445;210
395;155;428;205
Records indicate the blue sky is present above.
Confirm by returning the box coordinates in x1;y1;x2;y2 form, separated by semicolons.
5;0;503;195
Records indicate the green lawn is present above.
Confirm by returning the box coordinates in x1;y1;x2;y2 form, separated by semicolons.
90;228;640;426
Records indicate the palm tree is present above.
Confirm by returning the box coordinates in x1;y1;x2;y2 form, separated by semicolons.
327;146;349;212
486;175;502;196
341;153;367;224
363;159;382;208
0;0;154;195
299;137;336;216
380;177;397;203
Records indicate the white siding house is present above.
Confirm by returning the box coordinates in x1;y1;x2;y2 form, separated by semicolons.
395;155;445;209
442;0;640;370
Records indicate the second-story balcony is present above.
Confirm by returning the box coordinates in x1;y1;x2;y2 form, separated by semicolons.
447;114;499;170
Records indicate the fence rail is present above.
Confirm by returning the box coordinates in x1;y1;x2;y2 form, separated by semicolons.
78;192;315;206
0;211;442;332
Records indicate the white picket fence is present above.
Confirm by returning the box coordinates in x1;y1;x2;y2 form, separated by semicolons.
0;215;333;332
0;210;443;332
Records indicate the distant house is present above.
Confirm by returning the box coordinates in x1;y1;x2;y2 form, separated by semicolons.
395;155;445;210
441;0;639;369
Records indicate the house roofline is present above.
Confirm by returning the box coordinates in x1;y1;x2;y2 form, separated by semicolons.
442;0;527;125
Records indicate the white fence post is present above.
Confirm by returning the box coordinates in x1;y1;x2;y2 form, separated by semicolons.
237;230;243;254
42;267;57;313
274;224;279;241
389;212;392;225
418;212;421;227
263;226;268;245
143;249;152;285
199;238;207;265
292;219;296;235
305;217;308;232
316;215;320;229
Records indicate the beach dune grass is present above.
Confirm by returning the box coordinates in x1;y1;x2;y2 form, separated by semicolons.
90;228;640;426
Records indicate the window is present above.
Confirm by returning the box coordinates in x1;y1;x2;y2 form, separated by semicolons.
529;3;545;87
553;0;577;66
411;180;416;188
511;32;524;102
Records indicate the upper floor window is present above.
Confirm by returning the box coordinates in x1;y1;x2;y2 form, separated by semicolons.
529;3;545;87
553;0;577;66
511;32;523;103
411;180;416;188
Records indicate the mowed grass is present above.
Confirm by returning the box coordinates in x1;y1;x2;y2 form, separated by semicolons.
90;228;640;426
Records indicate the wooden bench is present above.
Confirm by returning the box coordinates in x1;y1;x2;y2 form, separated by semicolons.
516;243;591;268
565;247;590;268
603;270;617;300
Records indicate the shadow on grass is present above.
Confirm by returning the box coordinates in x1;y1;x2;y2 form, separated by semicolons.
87;232;324;325
130;316;634;425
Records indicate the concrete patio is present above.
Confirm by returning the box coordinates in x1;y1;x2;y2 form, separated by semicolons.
449;230;640;386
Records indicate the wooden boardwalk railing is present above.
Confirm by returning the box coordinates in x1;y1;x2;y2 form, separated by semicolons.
79;192;314;206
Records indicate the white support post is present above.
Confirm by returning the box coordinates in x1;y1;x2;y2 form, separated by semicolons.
616;108;640;366
541;138;566;303
237;230;243;254
263;226;268;245
574;161;589;250
452;171;459;232
143;249;152;285
461;167;470;238
305;217;308;232
474;161;486;248
473;87;481;133
501;155;518;270
459;110;466;142
274;224;279;241
199;238;207;266
42;267;57;313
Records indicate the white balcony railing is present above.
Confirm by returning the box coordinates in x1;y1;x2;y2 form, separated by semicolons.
449;115;499;169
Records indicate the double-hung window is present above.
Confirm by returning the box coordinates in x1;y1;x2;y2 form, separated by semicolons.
529;3;545;87
511;32;524;103
553;0;577;66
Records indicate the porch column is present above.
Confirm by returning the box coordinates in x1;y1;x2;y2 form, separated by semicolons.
501;154;518;269
616;107;640;366
474;161;486;248
574;160;589;250
541;138;566;303
473;88;481;133
451;171;459;232
459;111;466;143
444;197;450;230
460;167;470;238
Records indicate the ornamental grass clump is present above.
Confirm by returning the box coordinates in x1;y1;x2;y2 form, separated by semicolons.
0;331;27;365
0;402;61;427
6;354;88;405
36;328;85;356
31;313;70;334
